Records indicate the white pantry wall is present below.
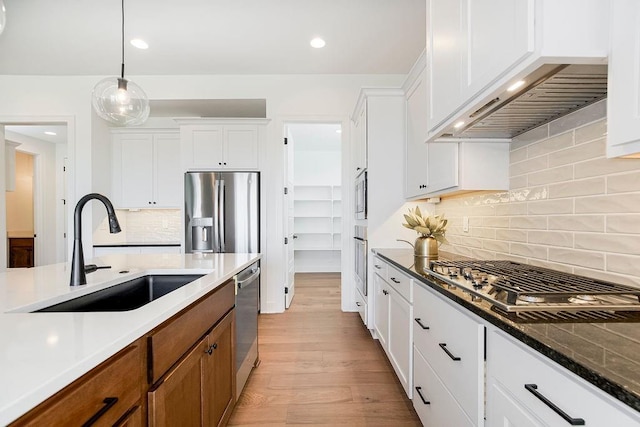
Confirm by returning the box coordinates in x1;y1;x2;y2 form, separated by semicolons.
0;73;405;312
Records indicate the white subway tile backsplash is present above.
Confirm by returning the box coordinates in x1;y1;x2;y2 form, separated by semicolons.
607;171;640;193
527;132;574;158
548;177;605;199
527;199;573;215
528;165;573;186
436;105;640;287
606;215;640;234
548;215;604;232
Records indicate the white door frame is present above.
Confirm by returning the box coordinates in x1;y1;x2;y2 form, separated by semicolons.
0;115;75;268
276;115;353;312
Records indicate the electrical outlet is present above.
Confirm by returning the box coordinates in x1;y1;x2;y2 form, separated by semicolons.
463;216;469;233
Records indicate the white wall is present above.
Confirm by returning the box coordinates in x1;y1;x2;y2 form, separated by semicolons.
0;73;405;312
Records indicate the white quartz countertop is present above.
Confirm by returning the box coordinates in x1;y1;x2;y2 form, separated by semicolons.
0;252;261;425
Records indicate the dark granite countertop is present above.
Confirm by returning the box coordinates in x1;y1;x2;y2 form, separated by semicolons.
373;248;640;413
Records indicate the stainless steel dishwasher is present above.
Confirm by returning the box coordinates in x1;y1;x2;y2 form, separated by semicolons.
234;262;260;399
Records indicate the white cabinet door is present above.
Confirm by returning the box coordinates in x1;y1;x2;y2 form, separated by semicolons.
607;0;640;158
373;273;389;349
224;126;258;169
191;127;225;168
119;133;154;208
353;100;367;175
427;142;458;194
405;65;429;199
464;0;534;97
488;382;544;427
387;287;412;397
426;0;464;132
154;133;182;207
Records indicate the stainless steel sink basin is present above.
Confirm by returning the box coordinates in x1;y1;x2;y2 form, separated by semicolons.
36;274;206;312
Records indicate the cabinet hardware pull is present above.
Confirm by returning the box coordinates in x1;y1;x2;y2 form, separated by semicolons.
82;397;118;427
356;302;361;306
415;387;430;405
438;343;461;361
414;318;430;330
205;342;218;355
382;289;389;295
524;384;585;425
390;277;401;284
374;264;382;269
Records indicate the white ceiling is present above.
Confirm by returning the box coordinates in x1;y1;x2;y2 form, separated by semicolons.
5;125;67;144
0;0;426;76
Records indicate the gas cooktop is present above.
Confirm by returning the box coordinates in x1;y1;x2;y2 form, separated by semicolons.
428;260;640;323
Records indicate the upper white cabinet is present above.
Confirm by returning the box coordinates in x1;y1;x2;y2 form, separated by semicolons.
111;130;182;209
426;0;609;140
607;1;640;158
177;119;269;171
404;53;429;199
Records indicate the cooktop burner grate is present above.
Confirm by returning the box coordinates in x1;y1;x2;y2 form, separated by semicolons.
430;260;640;298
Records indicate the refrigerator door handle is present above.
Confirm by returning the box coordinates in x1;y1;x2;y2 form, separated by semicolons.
213;179;220;252
219;179;226;252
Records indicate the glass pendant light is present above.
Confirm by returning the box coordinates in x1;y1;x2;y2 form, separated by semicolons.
92;0;149;126
0;0;7;35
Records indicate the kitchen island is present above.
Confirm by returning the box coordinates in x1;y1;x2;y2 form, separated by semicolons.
0;252;260;425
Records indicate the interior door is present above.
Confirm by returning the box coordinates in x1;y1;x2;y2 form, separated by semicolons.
284;128;296;308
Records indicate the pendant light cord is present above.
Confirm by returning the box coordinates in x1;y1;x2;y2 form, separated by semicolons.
120;0;125;79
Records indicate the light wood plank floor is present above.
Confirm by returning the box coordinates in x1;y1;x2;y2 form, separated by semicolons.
228;273;422;426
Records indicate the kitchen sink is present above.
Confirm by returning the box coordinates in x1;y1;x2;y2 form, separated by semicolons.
36;274;206;312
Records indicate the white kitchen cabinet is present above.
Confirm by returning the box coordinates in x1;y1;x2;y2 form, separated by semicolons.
607;0;640;158
177;119;269;171
372;258;413;398
404;53;429;199
413;346;475;427
486;328;640;427
413;282;485;425
111;130;182;209
426;0;609;140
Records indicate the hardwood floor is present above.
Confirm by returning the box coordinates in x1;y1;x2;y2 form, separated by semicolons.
228;273;421;426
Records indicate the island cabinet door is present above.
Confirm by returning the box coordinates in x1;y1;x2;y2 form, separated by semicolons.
203;311;236;427
148;337;207;427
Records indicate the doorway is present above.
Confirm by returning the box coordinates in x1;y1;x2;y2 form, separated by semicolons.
2;124;68;267
283;122;343;308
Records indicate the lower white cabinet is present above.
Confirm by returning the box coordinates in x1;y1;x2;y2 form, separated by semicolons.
413;346;475;427
355;286;367;326
372;260;413;398
487;329;640;427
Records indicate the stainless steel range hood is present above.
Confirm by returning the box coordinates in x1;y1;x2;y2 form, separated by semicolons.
449;64;607;139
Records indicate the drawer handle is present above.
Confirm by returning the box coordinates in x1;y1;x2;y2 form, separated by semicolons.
82;397;118;427
206;342;218;355
438;343;461;361
356;302;361;307
415;386;430;405
382;289;389;296
525;384;585;426
414;318;430;330
374;264;382;269
390;277;401;284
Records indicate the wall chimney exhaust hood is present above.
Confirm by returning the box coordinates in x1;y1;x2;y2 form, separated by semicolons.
444;64;607;139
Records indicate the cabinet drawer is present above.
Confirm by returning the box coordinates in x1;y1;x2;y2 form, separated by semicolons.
355;287;367;326
387;265;412;303
12;341;144;427
372;256;387;281
488;330;640;427
413;283;484;424
413;346;474;427
149;279;235;383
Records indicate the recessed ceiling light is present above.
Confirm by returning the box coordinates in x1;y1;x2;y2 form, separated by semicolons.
507;80;525;92
336;129;342;134
454;121;465;129
310;37;326;48
130;38;149;49
44;131;57;136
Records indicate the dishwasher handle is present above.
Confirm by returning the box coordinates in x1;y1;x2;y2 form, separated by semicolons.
236;267;261;289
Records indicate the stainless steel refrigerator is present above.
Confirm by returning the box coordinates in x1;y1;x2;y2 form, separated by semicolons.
184;171;259;254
